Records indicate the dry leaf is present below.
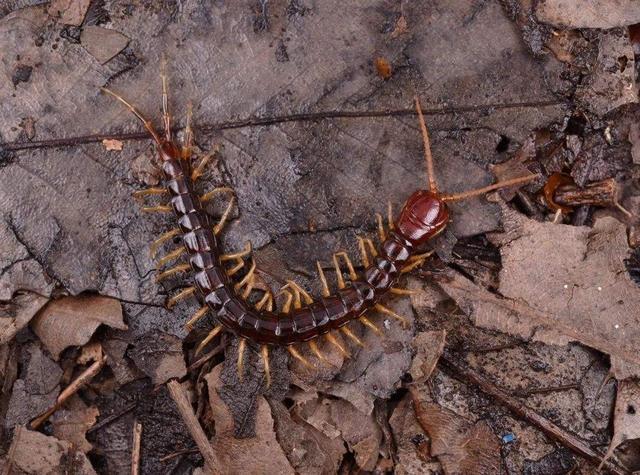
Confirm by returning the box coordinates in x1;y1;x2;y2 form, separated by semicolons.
602;380;640;462
6;426;97;474
47;0;90;26
101;138;123;151
205;365;295;474
0;292;49;345
128;331;186;385
411;389;501;475
535;0;640;28
409;330;446;385
375;57;392;80
51;396;99;453
80;26;129;64
390;15;408;38
31;295;127;360
440;212;640;378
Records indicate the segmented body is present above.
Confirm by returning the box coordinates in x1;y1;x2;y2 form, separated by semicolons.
162;148;434;345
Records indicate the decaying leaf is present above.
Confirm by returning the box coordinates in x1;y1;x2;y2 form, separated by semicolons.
80;26;130;64
128;330;186;385
31;295;127;360
440;211;640;378
47;0;91;26
602;380;640;462
535;0;640;28
0;292;49;345
51;395;99;453
409;330;446;385
101;138;123;151
6;426;97;474
410;388;501;475
5;343;62;430
205;365;295;474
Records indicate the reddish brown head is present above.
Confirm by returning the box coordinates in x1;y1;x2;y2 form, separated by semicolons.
395;190;449;246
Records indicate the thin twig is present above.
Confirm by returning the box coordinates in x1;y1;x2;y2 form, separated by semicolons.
30;355;107;429
439;353;629;475
87;402;137;434
167;380;220;474
0;100;564;152
159;447;200;462
131;420;143;475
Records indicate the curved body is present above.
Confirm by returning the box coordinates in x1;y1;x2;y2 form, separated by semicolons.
161;151;449;345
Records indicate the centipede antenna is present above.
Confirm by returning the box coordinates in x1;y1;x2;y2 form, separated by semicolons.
160;57;171;142
441;174;539;202
101;87;163;145
414;96;438;194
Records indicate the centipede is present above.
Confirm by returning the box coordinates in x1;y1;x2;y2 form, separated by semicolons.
102;69;537;385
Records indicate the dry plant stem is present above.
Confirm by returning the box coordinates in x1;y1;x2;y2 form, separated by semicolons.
2;425;22;475
167;380;220;474
30;355;107;429
553;178;618;208
131;421;143;475
87;402;137;434
438;353;629;475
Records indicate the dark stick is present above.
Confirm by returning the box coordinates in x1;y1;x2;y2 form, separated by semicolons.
438;353;629;475
0;100;563;152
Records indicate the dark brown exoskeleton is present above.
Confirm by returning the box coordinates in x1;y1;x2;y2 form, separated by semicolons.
103;71;537;384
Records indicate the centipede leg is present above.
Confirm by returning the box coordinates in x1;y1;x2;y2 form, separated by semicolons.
288;345;311;367
325;332;349;358
156;263;190;281
359;315;383;336
286;280;313;305
150;228;181;259
220;241;252;262
332;252;357;290
341;326;364;347
182;101;193;161
390;287;418;296
387;202;394;230
200;187;234;203
375;303;409;327
316;261;331;297
191;146;219;182
375;213;387;242
261;345;271;387
185;306;209;331
157;247;187;268
241;274;255;299
309;340;329;364
213;195;236;235
160;58;172;142
226;257;245;276
237;338;247;381
142;204;173;213
233;258;256;292
194;324;223;355
133;187;168;199
166;286;196;309
357;237;378;268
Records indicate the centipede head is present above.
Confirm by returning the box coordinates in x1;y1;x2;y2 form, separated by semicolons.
395;191;449;246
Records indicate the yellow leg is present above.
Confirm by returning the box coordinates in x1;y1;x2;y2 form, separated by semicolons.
185;306;209;331
182;101;193;161
387;202;395;230
133;187;168;199
241;275;255;299
390;287;418;296
286;280;313;305
191;146;219;182
357;237;371;268
226;257;245;276
288;346;311;367
166;286;196;309
280;290;294;314
400;259;425;274
234;258;256;292
237;339;246;381
334;252;357;281
316;261;331;297
261;345;271;387
375;213;386;242
157;247;186;268
200;186;234;203
309;340;328;364
220;241;252;262
255;292;273;311
375;303;408;327
160;57;172;142
213;195;236;235
142;204;173;213
150;228;181;259
194;324;223;355
359;315;382;335
341;326;364;347
326;332;349;357
156;263;190;282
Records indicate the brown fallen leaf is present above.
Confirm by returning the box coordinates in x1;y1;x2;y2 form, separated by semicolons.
80;26;129;64
51;395;99;453
602;380;640;464
205;365;295;475
390;15;408;38
439;210;640;379
47;0;90;26
410;388;501;475
102;138;123;151
0;292;49;345
536;0;640;28
409;330;446;385
375;57;392;80
6;426;97;474
31;295;127;360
